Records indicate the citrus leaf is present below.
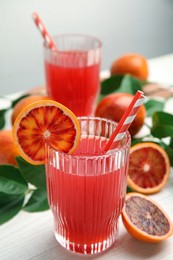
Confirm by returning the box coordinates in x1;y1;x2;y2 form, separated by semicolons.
160;143;173;166
0;192;24;225
16;157;46;189
169;137;173;147
24;188;49;212
11;94;30;108
0;165;28;195
145;99;164;117
101;75;124;95
119;75;144;94
131;138;144;146
126;186;133;193
100;74;146;98
151;111;173;138
0;109;7;129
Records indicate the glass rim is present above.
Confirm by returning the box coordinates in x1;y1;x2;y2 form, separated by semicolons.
45;117;131;159
43;33;102;53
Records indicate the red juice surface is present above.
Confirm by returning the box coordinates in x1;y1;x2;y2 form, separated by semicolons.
45;51;100;116
46;137;128;253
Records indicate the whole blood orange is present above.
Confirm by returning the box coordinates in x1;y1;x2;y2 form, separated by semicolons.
0;130;19;166
122;192;173;242
11;95;49;125
95;92;146;136
110;53;149;80
128;142;170;194
13;100;80;165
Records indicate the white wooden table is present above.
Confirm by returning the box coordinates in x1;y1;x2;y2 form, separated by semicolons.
1;54;173;260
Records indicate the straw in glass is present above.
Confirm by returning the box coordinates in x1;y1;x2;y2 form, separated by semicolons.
104;90;146;152
32;12;57;52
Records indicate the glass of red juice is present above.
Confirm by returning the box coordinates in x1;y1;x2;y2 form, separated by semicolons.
45;117;131;255
44;35;102;116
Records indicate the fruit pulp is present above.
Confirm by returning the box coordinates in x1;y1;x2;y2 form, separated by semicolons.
45;51;100;116
46;136;129;254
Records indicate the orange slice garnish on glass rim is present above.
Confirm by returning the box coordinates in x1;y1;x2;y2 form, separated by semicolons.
128;142;170;194
13;100;80;165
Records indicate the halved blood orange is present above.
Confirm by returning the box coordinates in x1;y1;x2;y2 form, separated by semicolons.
128;142;170;194
122;192;173;243
13;100;80;165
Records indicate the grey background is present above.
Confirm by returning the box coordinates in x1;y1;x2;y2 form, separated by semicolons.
0;0;173;95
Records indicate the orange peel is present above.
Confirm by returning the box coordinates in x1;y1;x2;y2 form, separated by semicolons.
13;100;80;165
128;142;170;194
122;192;173;243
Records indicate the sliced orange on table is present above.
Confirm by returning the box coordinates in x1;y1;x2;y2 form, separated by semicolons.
128;142;170;194
13;100;80;165
122;192;173;243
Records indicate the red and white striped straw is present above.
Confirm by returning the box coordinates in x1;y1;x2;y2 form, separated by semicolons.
104;90;146;152
32;12;57;52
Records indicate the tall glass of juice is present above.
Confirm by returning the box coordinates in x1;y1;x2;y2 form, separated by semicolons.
44;35;102;116
45;117;131;255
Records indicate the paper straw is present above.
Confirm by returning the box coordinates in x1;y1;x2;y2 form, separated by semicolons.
32;12;57;52
104;90;146;152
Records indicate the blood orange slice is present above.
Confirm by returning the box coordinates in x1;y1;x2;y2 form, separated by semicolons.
13;100;80;165
122;192;173;243
128;142;170;194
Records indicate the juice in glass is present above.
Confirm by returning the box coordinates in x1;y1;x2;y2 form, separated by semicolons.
45;117;131;254
44;35;101;116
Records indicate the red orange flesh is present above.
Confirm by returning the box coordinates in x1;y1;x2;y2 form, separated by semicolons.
122;192;173;242
13;100;80;165
128;142;170;194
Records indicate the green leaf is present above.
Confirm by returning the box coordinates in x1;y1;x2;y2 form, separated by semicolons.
11;94;30;108
126;186;133;193
0;192;24;225
119;75;144;94
160;143;173;166
151;111;173;138
100;75;146;99
24;188;49;212
0;165;28;195
145;99;164;117
101;75;124;95
0;109;7;129
169;137;173;148
131;138;144;146
16;157;46;189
